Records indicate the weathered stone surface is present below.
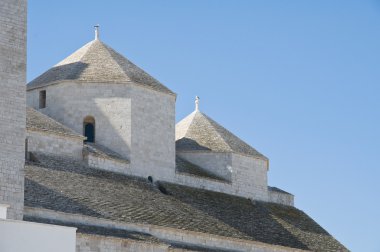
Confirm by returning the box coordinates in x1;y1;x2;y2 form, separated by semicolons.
27;39;174;95
0;0;27;220
84;143;130;174
175;155;226;182
24;154;348;251
175;110;271;201
27;131;84;160
176;110;266;159
27;81;176;182
27;106;83;138
26;107;85;160
268;187;294;206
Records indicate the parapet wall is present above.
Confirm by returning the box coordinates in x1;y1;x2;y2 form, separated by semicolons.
27;130;84;160
268;187;294;206
76;233;168;252
175;152;270;202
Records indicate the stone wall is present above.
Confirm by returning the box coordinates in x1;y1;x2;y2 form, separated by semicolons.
268;189;294;206
84;152;130;174
174;172;233;194
130;83;176;182
27;130;84;160
76;233;168;252
177;152;232;181
231;153;268;201
27;82;176;182
0;0;27;220
27;83;132;160
174;152;269;201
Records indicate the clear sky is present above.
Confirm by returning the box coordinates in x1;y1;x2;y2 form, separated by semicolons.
28;1;380;251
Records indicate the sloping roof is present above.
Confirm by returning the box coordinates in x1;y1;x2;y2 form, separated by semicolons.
26;107;84;138
27;39;174;95
176;111;267;159
24;217;231;252
176;156;226;182
84;143;129;164
24;153;347;251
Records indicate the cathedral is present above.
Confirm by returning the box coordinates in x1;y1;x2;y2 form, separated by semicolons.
0;1;348;251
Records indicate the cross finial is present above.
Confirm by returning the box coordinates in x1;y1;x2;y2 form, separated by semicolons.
195;96;200;111
94;25;100;40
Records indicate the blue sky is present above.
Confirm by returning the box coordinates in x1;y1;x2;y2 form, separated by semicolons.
28;1;380;251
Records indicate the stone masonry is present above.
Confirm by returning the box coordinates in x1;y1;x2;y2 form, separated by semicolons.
0;0;27;220
27;82;176;182
0;2;348;251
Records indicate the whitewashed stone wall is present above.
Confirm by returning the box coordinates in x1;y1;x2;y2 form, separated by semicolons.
231;153;268;201
27;83;132;160
175;152;269;201
27;82;176;182
268;189;294;206
177;152;232;181
175;172;232;193
0;0;27;220
27;130;84;160
130;84;176;182
84;152;130;174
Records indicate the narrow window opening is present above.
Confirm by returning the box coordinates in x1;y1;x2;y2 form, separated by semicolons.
83;116;95;143
39;90;46;109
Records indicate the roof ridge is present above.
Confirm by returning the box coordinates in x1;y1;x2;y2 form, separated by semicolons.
182;111;197;139
95;41;130;80
199;112;266;159
55;40;95;67
196;112;234;152
77;40;97;63
26;107;83;138
175;111;197;140
176;110;267;159
27;39;174;95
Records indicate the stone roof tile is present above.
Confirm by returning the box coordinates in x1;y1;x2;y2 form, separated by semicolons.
176;111;267;159
27;39;174;95
24;153;347;251
26;107;84;138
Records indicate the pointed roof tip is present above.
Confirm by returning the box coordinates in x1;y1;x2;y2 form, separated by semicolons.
26;35;175;95
175;110;267;160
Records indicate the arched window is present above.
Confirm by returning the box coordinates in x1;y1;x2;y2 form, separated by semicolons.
83;116;95;143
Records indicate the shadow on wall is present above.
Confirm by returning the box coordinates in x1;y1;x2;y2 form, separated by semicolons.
175;138;211;151
29;85;132;161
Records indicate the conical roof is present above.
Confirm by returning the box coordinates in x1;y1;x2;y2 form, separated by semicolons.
27;39;174;95
176;110;267;159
